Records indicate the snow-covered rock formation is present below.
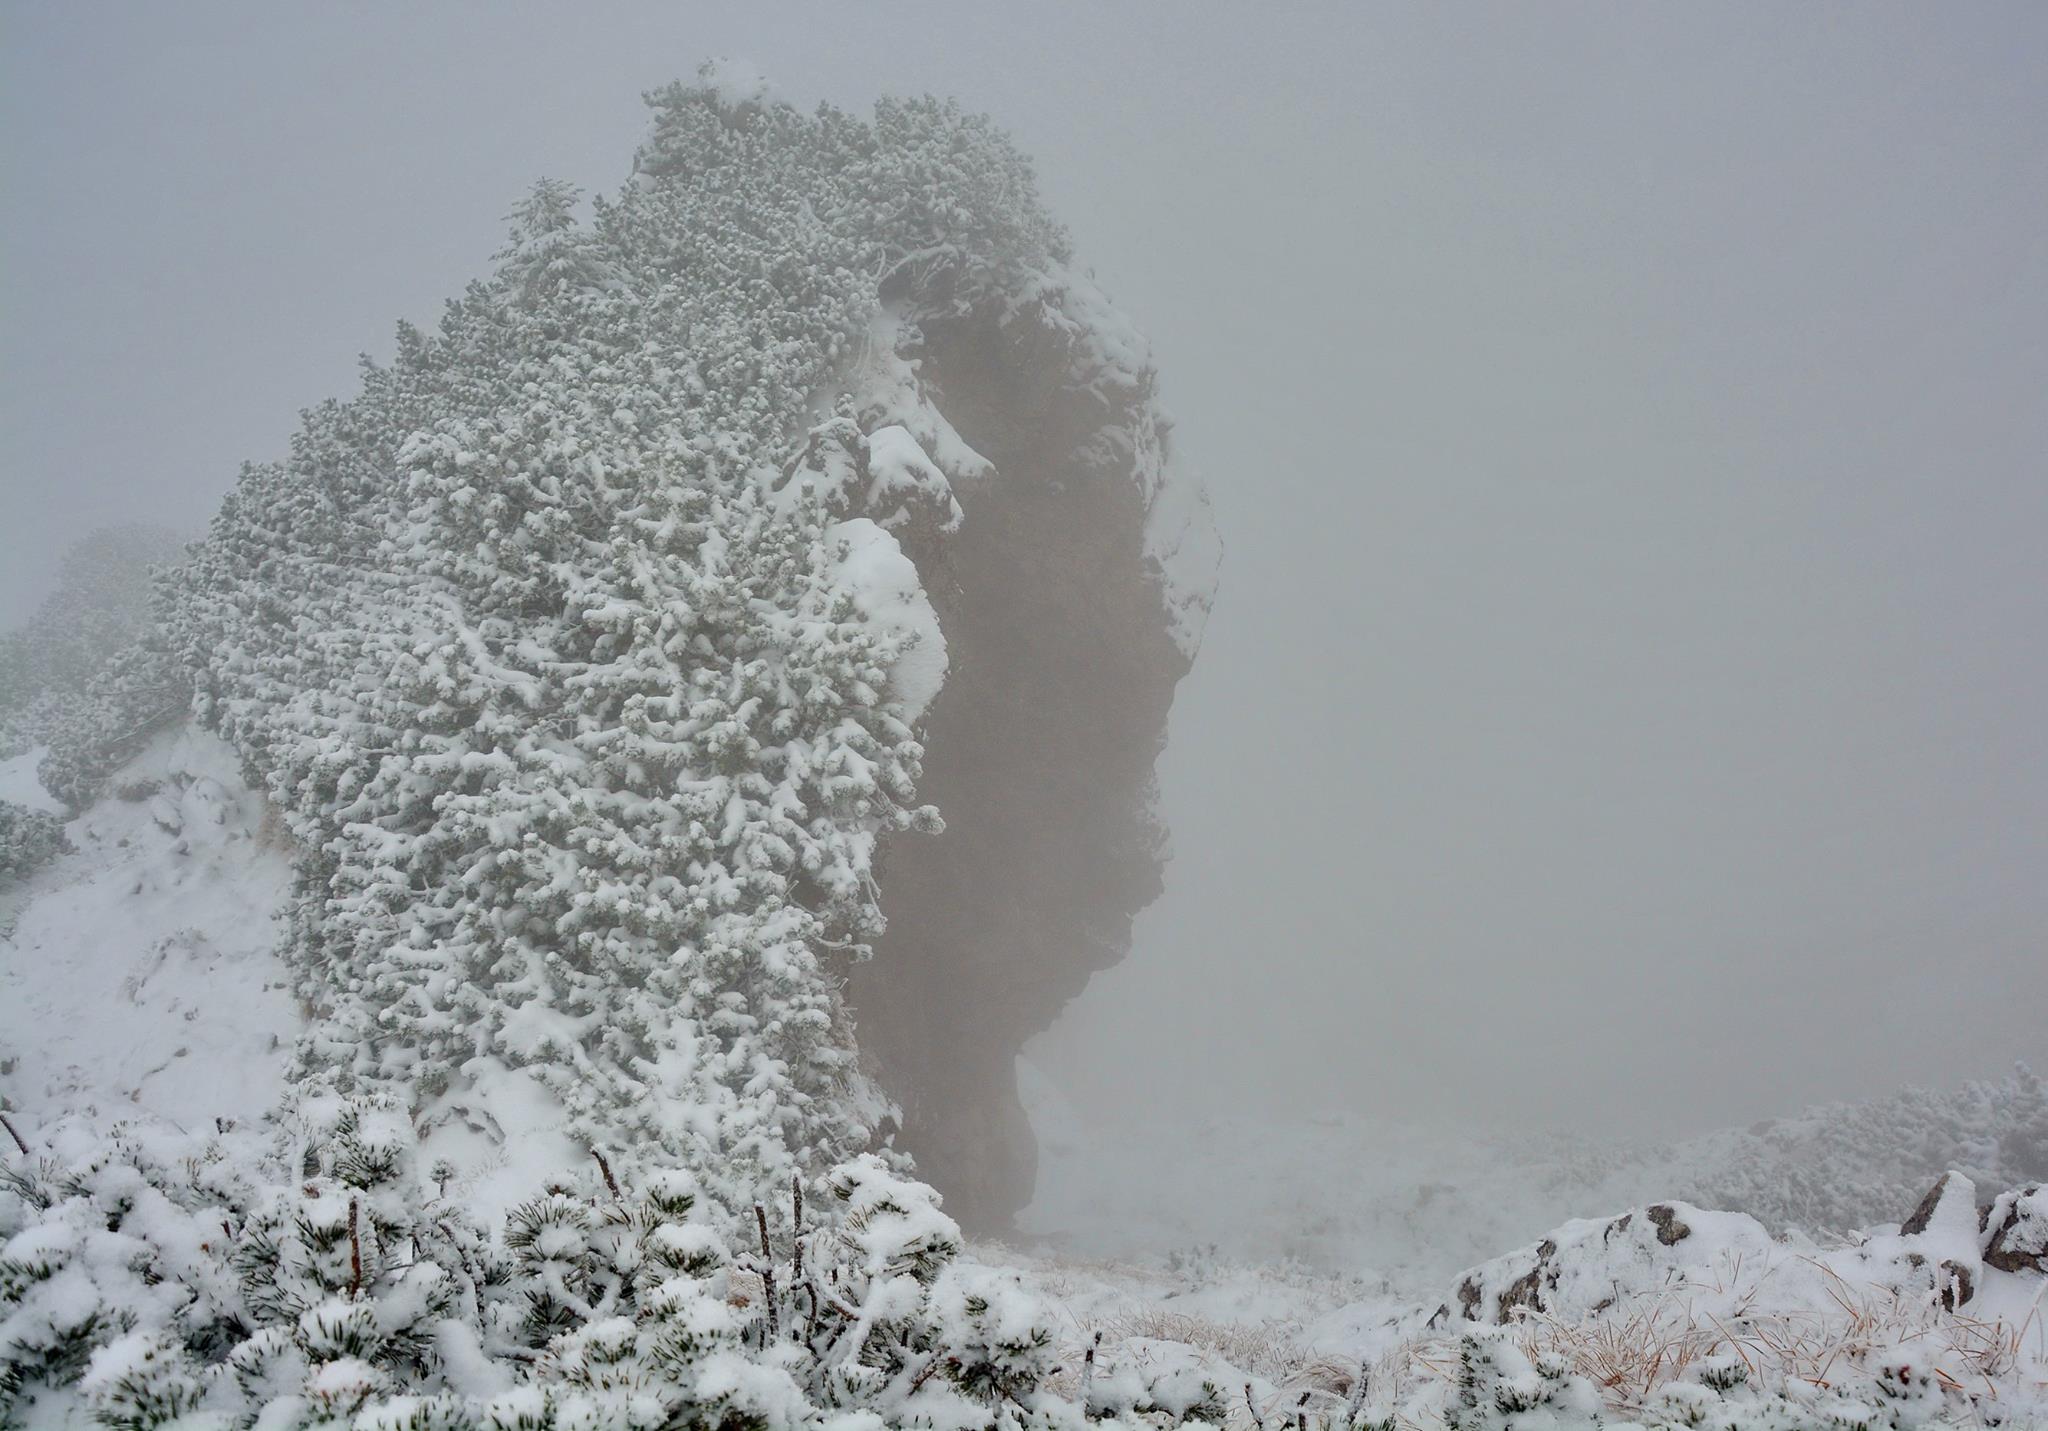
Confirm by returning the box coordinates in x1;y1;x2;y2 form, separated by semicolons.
3;66;1214;1236
0;67;1218;1426
14;58;2048;1431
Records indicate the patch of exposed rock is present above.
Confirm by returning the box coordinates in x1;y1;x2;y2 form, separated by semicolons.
1981;1183;2047;1274
845;267;1217;1231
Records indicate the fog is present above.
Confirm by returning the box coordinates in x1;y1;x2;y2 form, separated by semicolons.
5;0;2044;1157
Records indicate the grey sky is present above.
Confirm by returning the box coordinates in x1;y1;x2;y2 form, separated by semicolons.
5;3;2044;1142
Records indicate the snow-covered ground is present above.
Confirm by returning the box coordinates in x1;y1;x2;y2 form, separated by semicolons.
1015;1052;2048;1421
1019;1060;1628;1290
0;729;298;1135
5;732;2045;1425
992;1177;2048;1427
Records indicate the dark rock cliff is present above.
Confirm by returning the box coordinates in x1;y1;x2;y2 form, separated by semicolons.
847;275;1215;1231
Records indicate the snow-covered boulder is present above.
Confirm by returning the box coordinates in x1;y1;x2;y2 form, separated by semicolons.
1876;1169;1984;1308
1435;1201;1782;1327
1437;1171;2040;1331
1980;1182;2047;1275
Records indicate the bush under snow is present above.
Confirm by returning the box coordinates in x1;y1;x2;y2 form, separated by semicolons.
2;1102;1160;1429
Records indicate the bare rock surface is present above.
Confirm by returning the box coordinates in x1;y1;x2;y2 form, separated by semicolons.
846;271;1216;1231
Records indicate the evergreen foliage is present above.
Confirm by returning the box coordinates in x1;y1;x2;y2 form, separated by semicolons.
0;1106;1142;1429
6;1108;2018;1429
0;802;70;887
0;525;189;809
154;64;1075;1212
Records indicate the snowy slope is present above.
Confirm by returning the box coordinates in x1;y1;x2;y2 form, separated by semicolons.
996;1179;2048;1430
0;750;62;814
1019;1059;2048;1293
0;727;297;1136
1018;1065;1630;1289
3;743;2042;1427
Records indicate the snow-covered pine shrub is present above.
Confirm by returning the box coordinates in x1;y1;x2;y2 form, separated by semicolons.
0;1124;251;1423
1993;1064;2048;1184
0;641;27;763
0;801;69;886
78;1332;209;1431
2;1102;1158;1428
33;637;190;812
1439;1330;1601;1430
1078;1337;1230;1426
0;525;188;802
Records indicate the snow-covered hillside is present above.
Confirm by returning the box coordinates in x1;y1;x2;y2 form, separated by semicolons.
1021;1060;2048;1291
0;729;295;1133
990;1179;2048;1428
6;811;2042;1426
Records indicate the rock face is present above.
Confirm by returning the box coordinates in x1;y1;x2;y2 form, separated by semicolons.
846;272;1217;1232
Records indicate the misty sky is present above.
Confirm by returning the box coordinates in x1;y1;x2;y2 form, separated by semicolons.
4;3;2045;1144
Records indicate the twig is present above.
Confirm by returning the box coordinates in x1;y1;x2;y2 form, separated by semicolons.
755;1202;780;1342
347;1197;363;1299
592;1148;620;1199
791;1173;804;1281
1344;1360;1372;1422
0;1111;28;1157
1244;1383;1265;1431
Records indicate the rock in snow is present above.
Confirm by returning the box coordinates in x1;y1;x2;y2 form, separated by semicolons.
1981;1182;2048;1275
